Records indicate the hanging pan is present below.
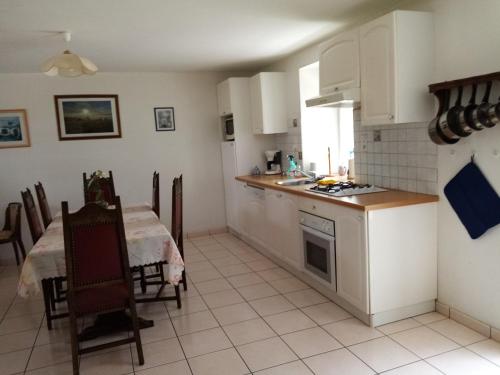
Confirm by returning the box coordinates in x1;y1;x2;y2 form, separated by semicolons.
448;86;472;137
459;83;483;131
428;89;460;145
476;81;496;128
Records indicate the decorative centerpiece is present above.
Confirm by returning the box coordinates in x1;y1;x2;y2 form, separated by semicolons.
87;170;109;208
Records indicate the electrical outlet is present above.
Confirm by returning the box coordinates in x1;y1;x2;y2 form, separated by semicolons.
373;130;381;142
292;118;299;128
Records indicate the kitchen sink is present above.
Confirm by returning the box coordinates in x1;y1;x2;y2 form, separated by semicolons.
275;178;315;186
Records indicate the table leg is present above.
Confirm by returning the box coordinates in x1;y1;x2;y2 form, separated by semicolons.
41;279;53;330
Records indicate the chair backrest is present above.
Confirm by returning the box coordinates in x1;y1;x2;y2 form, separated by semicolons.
171;175;183;257
21;188;44;244
62;197;132;292
152;171;160;218
83;171;116;205
35;182;52;229
3;202;22;237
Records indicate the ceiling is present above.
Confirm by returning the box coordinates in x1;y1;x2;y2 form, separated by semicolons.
0;0;402;73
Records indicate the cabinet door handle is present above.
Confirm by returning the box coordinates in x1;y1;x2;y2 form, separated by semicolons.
388;114;394;120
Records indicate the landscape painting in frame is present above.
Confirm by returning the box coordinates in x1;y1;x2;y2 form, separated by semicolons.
54;95;122;140
0;109;31;149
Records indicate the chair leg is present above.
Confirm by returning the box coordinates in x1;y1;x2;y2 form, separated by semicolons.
11;241;20;266
139;267;147;294
17;239;27;260
41;279;53;330
129;304;144;365
68;313;80;375
175;285;181;308
49;281;57;311
182;270;187;291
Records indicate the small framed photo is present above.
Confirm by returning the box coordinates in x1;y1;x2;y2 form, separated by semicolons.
54;95;122;141
0;109;31;149
154;107;175;131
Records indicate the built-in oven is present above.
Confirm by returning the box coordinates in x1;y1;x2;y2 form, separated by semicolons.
299;210;336;290
223;116;235;141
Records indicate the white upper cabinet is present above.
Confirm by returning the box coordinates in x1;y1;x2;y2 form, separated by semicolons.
319;28;360;95
360;11;434;126
250;72;288;134
217;80;232;116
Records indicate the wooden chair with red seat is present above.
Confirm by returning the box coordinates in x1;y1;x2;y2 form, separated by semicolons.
83;171;116;205
172;175;187;290
0;202;26;265
62;197;144;375
35;182;53;229
21;188;44;245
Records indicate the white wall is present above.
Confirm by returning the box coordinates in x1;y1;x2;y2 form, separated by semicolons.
0;72;228;261
267;0;500;328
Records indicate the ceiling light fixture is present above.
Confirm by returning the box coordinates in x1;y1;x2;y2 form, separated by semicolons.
41;32;98;77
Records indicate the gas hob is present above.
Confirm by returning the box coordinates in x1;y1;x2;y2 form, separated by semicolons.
307;181;388;197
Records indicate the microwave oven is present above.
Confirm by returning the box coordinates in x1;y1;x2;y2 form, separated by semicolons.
224;116;235;141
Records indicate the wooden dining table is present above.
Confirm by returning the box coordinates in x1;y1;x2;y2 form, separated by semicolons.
17;203;185;332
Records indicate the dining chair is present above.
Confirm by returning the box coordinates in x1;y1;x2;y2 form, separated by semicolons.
35;182;53;229
0;202;26;265
172;175;187;290
152;171;159;218
62;197;144;375
83;171;116;205
21;188;44;244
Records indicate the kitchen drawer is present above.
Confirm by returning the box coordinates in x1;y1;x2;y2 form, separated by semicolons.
298;197;333;219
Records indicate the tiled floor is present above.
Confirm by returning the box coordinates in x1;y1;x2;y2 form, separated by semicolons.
1;233;500;374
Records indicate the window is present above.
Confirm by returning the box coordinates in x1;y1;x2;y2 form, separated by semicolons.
299;62;354;176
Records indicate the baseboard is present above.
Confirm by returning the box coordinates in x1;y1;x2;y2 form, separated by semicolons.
185;226;228;239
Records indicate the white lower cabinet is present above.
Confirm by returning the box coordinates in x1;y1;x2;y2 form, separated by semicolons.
238;183;267;244
265;189;301;268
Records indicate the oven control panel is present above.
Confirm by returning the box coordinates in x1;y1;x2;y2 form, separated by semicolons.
299;210;335;237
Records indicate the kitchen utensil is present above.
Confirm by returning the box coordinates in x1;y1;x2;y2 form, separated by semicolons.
459;83;483;131
476;81;496;128
448;86;472;137
428;90;459;145
486;96;500;128
338;166;347;176
437;89;461;141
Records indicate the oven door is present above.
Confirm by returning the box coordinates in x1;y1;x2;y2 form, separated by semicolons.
300;224;336;290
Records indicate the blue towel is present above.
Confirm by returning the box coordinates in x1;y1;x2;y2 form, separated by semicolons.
444;161;500;239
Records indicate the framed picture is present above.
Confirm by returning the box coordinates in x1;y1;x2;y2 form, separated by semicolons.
54;95;121;140
154;107;175;131
0;109;31;149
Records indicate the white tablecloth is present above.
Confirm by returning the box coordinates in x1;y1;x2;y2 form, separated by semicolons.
18;204;184;297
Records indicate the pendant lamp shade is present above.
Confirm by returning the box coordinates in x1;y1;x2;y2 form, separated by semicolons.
41;50;98;77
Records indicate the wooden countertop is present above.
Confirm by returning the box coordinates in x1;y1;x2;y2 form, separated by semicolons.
236;175;439;211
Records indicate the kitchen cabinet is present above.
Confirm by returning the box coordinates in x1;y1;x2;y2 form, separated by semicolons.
265;190;301;268
250;72;288;134
359;10;434;126
239;184;267;244
319;28;360;95
217;80;232;116
221;141;239;231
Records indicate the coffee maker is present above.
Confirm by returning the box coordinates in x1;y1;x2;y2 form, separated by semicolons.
264;150;282;175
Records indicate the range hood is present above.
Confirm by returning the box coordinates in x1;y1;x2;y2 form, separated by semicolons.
305;88;360;108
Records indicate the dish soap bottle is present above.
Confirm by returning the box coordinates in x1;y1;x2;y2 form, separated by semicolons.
287;154;297;176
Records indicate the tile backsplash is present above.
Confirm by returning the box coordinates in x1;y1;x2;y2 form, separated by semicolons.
353;111;438;194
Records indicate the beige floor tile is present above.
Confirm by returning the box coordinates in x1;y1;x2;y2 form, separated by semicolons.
303;348;375;375
139;318;176;344
132;337;184;370
203;289;244;309
135;302;169;321
249;295;295;317
246;259;277;272
186;260;215;272
179;327;232;358
0;314;43;335
237;252;266;263
349;336;419;373
211;302;259;326
188;268;223;283
28;342;73;370
135;360;191;375
378;318;422;335
264;309;316;335
194;278;233;295
281;327;342;358
217;263;252;277
166;295;208;317
5;300;45;318
257;268;292;282
413;312;447;325
301;302;351;325
223;318;276;346
468;339;500;367
227;273;265;288
322;318;383;346
35;325;71;347
253;360;313;374
204;249;233;260
268;277;309;293
184;254;207;264
427;348;500;375
0;329;38;354
80;349;134;375
210;255;242;268
189;347;249;375
24;361;74;375
237;283;279;301
391;326;460;358
428;319;487;346
284;289;328;308
171;310;219;336
381;361;443;374
0;348;31;375
237;337;297;372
